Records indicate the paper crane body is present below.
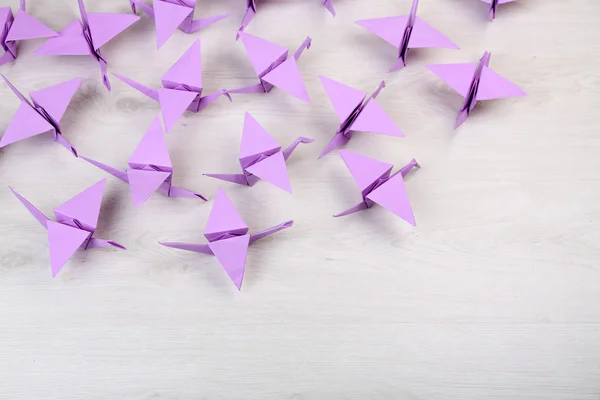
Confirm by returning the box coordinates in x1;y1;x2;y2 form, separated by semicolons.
9;179;125;277
336;150;420;224
34;0;139;91
482;0;516;21
0;0;58;66
356;0;458;72
161;188;293;290
205;113;313;193
426;51;526;128
225;32;311;103
318;76;403;158
239;0;335;35
114;40;231;132
80;117;206;206
0;74;81;156
129;0;229;48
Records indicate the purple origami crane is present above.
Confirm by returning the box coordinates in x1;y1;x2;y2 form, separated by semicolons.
239;0;334;36
81;116;205;207
161;188;293;290
318;76;403;158
426;51;526;128
9;179;125;278
205;112;313;193
34;0;139;91
225;32;312;103
0;0;58;66
336;150;420;224
129;0;229;48
114;40;231;132
0;73;81;156
482;0;516;21
356;0;458;72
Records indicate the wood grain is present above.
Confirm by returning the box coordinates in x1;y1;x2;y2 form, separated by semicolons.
0;0;599;399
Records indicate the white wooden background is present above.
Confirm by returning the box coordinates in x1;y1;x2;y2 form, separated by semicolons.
1;0;599;399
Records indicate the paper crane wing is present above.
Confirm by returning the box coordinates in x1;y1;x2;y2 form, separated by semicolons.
238;32;289;76
339;150;393;193
0;102;53;147
262;57;310;102
153;0;192;48
349;99;403;137
157;88;198;132
355;16;409;47
53;179;106;232
204;188;248;238
127;169;171;206
239;112;280;159
161;40;202;89
6;9;58;41
47;220;90;277
34;20;90;55
87;12;139;50
319;75;366;124
29;78;82;124
366;173;415;225
245;152;292;193
408;17;458;49
426;62;478;98
128;117;172;169
476;66;526;101
208;234;250;290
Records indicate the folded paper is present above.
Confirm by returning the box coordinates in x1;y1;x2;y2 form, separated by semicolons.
205;112;313;193
225;32;311;103
35;0;139;91
129;0;229;48
81;116;206;206
114;39;231;132
335;150;420;224
356;0;458;72
0;0;58;66
426;51;526;128
0;73;81;156
239;0;334;35
482;0;516;21
9;178;125;277
318;76;403;158
161;188;293;290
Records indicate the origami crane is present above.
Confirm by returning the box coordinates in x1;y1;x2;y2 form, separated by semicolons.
205;112;313;193
335;150;420;224
356;0;458;72
239;0;335;36
80;117;206;207
161;188;293;290
9;179;125;277
0;0;58;66
129;0;229;48
114;40;231;132
426;51;526;128
0;73;81;156
225;32;311;103
482;0;516;21
34;0;139;91
318;76;403;158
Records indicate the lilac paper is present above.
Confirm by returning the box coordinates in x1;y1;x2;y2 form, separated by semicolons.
205;112;313;193
426;51;526;128
80;116;206;206
113;40;231;132
161;188;293;290
9;179;125;277
335;150;420;225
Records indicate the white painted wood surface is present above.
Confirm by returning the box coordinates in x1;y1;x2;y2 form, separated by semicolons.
1;0;599;398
